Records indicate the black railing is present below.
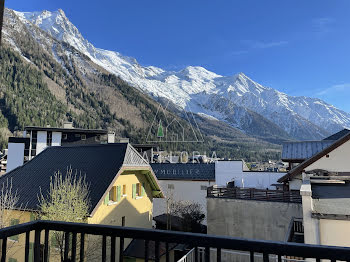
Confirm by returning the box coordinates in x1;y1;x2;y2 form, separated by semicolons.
207;186;302;203
286;217;304;243
0;220;350;262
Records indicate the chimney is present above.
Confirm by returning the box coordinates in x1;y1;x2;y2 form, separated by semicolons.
63;122;74;129
120;138;130;143
107;132;115;143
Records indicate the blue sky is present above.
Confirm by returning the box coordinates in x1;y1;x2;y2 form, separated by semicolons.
6;0;350;112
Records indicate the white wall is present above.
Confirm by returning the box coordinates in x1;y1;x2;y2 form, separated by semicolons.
36;131;47;154
235;172;286;189
52;132;62;146
305;139;350;172
215;161;285;189
7;143;25;172
153;180;214;225
215;161;243;186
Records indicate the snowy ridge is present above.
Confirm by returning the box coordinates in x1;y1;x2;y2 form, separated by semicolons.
8;9;350;140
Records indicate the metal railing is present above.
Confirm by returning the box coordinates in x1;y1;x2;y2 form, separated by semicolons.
0;220;350;262
207;186;302;203
285;218;304;243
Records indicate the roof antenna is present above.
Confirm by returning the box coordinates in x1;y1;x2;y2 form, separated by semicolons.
0;0;4;46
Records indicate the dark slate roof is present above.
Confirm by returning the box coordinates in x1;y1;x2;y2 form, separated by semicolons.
0;144;128;213
281;141;334;161
25;126;108;134
151;163;215;181
323;129;350;141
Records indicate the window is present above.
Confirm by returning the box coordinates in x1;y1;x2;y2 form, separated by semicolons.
133;183;145;199
75;133;81;138
109;186;116;202
8;258;17;262
122;185;127;196
168;184;174;190
62;133;68;140
31;131;37;157
200;185;208;190
81;134;86;140
9;219;19;241
136;183;141;196
95;135;101;141
47;131;52;146
122;216;125;227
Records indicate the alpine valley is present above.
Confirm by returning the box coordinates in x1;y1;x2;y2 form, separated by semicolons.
1;8;350;160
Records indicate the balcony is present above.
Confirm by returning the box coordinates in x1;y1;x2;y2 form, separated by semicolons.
0;220;350;262
207;186;302;203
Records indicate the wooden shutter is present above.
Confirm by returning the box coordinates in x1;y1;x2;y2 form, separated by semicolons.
104;193;109;205
117;185;121;202
132;184;136;199
30;213;36;221
141;183;145;196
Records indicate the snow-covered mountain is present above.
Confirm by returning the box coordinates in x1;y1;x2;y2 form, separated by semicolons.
7;9;350;140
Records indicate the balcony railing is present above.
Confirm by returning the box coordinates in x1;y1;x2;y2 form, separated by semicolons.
207;186;302;203
0;220;350;262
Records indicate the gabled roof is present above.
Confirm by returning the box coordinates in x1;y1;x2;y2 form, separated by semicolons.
0;143;162;213
281;141;334;161
323;129;350;141
151;163;215;181
278;131;350;183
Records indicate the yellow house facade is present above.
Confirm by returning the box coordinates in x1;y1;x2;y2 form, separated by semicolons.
0;143;164;262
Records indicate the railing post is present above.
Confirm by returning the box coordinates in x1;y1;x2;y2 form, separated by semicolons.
1;237;7;262
34;229;41;262
102;235;107;262
25;231;30;262
44;229;49;262
64;232;70;261
80;233;85;262
119;236;124;262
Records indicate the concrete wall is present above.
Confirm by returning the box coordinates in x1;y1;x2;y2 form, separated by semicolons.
319;219;350;247
6;143;25;172
207;198;302;241
153;180;214;225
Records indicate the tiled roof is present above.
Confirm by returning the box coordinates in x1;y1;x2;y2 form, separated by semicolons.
0;144;129;213
151;163;215;181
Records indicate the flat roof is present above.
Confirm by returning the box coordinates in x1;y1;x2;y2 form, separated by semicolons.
25;126;108;134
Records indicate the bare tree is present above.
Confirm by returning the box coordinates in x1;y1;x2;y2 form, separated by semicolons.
0;178;19;228
170;200;205;233
39;167;90;261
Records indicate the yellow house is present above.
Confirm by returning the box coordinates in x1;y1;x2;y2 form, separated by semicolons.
0;143;164;262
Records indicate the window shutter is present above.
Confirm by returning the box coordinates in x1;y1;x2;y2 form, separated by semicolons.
117;185;121;202
132;184;136;199
141;183;145;196
29;242;34;262
9;219;19;241
104;193;109;205
30;213;36;221
8;258;17;262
